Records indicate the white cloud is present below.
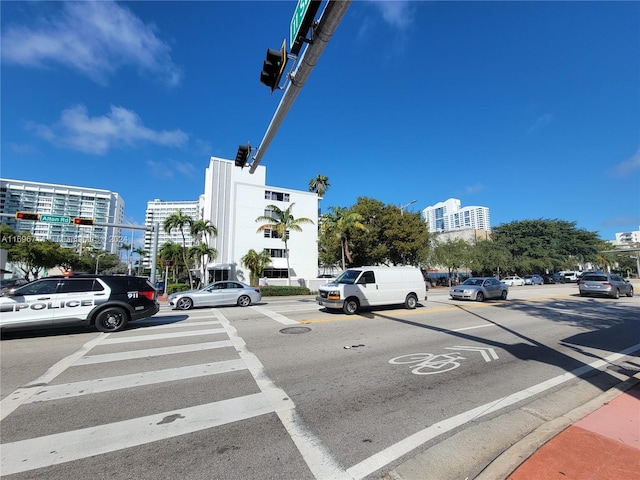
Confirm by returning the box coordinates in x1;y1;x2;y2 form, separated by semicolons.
1;1;181;86
463;183;485;195
367;0;416;30
27;104;188;155
527;113;554;134
610;148;640;177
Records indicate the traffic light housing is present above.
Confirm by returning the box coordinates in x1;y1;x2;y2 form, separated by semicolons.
73;217;94;226
260;40;288;93
165;260;173;267
235;144;251;168
15;212;40;221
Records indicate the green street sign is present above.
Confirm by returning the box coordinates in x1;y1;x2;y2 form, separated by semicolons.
40;214;71;224
290;0;320;55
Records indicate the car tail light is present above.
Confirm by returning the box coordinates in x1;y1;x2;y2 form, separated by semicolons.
603;282;611;286
140;290;156;301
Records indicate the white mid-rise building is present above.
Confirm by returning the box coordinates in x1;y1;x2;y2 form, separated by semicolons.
422;198;490;233
143;199;200;256
202;156;318;283
614;228;640;246
0;178;125;253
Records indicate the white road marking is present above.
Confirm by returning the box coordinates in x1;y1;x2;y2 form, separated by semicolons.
75;340;234;365
447;346;499;362
133;319;221;330
0;393;274;476
249;305;300;325
26;359;247;403
100;328;226;344
0;333;109;421
213;309;352;479
346;343;640;479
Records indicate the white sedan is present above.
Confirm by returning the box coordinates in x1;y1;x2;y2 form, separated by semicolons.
501;276;525;286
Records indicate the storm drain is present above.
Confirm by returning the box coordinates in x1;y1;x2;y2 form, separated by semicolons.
279;327;312;334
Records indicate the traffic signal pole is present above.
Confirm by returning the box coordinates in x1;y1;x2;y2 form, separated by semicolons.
249;0;351;173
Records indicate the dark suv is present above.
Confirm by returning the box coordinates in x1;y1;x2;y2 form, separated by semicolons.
0;274;159;333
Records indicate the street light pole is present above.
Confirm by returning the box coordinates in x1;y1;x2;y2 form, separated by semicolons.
95;253;107;274
400;200;417;215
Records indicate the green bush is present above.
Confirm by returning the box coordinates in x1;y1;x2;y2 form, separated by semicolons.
259;285;312;296
167;283;191;295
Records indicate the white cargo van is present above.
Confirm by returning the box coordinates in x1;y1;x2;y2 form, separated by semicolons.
316;266;428;314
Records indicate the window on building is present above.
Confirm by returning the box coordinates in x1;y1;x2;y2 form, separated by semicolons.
263;268;289;279
264;190;290;202
266;248;287;258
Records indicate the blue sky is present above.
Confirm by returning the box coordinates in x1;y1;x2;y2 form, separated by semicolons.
2;0;639;242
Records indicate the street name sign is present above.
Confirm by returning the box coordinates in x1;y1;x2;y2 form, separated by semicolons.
40;214;72;224
290;0;321;56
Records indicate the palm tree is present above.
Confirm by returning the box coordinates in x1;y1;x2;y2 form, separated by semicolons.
189;243;218;287
241;249;272;285
159;241;183;283
321;206;367;270
133;247;148;275
190;220;218;284
308;175;330;197
119;242;132;273
163;210;194;287
255;203;314;286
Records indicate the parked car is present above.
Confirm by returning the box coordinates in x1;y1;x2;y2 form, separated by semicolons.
543;275;556;284
449;277;509;302
0;274;159;332
524;275;543;285
168;281;261;310
561;271;580;283
501;276;525;286
578;273;634;299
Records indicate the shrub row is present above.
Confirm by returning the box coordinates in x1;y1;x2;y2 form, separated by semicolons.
259;285;312;296
166;283;191;295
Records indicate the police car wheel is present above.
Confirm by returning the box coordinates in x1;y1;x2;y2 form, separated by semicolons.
176;297;193;310
95;307;128;333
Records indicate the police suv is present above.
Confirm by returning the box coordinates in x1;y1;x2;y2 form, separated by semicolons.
0;274;159;333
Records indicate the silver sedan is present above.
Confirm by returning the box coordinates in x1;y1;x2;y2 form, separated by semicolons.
449;277;509;302
168;281;262;310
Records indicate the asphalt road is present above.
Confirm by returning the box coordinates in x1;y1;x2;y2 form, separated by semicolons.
1;283;638;479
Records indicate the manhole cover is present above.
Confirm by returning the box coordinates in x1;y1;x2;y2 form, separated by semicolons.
279;327;312;334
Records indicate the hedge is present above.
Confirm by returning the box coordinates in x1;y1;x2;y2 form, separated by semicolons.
166;283;191;295
259;285;312;296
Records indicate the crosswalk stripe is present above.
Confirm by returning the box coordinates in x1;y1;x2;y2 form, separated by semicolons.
132;320;221;330
75;340;234;365
1;393;274;476
26;359;247;403
101;328;226;344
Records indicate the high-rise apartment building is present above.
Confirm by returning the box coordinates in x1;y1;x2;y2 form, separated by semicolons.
143;199;200;255
0;178;125;253
422;198;490;233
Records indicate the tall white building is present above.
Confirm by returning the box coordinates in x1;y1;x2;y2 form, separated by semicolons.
0;178;125;253
202;156;318;283
143;199;200;256
422;198;490;233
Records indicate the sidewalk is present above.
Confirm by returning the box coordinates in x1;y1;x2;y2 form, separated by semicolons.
481;375;640;480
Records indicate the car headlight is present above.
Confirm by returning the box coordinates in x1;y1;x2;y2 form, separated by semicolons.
328;290;340;300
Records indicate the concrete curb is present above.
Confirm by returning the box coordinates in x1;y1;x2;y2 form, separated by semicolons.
475;373;640;480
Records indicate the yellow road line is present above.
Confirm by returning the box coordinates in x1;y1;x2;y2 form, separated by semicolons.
300;295;573;324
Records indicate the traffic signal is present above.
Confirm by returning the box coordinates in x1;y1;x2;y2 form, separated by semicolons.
73;217;94;225
235;144;251;168
165;260;173;266
260;40;288;92
14;212;40;221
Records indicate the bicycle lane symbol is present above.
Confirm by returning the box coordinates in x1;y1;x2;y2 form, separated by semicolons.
389;347;499;375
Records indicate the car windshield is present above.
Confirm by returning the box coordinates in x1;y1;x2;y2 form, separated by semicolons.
334;270;361;284
462;278;483;286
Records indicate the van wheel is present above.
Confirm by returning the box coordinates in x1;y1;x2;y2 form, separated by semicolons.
343;298;359;315
95;307;128;333
405;294;418;309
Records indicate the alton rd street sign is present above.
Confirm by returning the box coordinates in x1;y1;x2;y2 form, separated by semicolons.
40;214;71;224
